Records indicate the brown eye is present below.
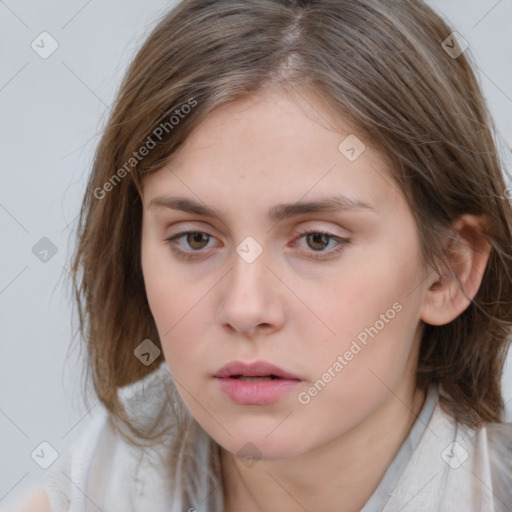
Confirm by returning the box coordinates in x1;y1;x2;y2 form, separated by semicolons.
293;229;350;260
186;232;210;250
306;232;330;251
165;231;216;258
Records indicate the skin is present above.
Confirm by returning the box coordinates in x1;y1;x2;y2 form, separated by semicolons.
140;87;490;512
4;485;51;512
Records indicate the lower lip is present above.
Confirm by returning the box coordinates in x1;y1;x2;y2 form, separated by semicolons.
216;377;301;405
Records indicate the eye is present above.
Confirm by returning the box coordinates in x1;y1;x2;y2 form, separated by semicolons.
165;231;219;260
293;229;349;259
165;229;350;261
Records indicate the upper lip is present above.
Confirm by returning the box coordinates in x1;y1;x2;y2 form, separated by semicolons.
214;361;301;380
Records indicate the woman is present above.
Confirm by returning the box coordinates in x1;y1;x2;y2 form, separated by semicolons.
10;0;512;510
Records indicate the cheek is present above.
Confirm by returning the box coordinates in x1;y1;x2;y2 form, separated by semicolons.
303;232;423;388
141;237;186;346
142;243;174;323
295;299;419;439
142;231;193;322
141;242;213;378
318;246;419;341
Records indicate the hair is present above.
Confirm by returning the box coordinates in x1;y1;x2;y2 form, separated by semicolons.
69;0;512;498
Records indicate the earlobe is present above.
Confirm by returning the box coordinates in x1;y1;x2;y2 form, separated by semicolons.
420;214;491;326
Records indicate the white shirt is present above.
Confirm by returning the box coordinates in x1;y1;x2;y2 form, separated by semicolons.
42;363;512;511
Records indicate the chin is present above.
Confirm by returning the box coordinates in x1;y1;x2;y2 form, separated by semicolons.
217;432;308;462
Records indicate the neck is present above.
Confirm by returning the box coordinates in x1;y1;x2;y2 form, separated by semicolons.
221;384;427;512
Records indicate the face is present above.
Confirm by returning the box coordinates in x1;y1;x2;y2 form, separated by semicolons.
140;88;431;460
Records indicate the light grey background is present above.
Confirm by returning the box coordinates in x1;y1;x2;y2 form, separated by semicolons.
1;0;511;507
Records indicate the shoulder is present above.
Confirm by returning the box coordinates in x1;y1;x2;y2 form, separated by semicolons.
2;484;51;512
383;395;512;512
41;409;111;512
431;406;512;511
475;419;512;510
1;412;110;512
41;363;178;512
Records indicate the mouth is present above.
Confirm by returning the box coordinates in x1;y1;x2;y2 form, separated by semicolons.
214;361;302;405
230;375;281;381
214;360;302;381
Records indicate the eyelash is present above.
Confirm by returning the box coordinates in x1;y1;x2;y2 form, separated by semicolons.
165;229;350;261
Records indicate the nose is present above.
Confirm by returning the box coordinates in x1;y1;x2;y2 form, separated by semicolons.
215;249;286;338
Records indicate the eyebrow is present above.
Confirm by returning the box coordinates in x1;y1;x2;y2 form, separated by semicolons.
148;194;375;222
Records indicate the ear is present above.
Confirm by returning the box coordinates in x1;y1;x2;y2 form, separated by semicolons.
420;214;491;326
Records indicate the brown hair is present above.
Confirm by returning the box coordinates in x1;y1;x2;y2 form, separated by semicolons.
70;0;512;445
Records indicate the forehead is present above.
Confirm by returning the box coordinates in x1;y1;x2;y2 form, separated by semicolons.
142;88;402;217
162;88;357;170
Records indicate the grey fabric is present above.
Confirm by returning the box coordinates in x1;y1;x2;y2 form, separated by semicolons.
360;385;439;511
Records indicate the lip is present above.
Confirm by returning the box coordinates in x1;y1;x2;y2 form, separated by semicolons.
214;361;302;405
214;361;301;380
